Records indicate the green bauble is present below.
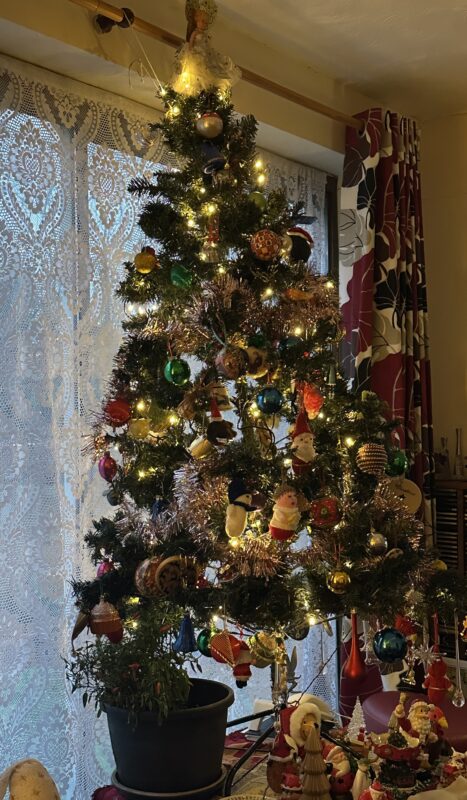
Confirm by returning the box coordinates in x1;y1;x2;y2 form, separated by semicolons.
197;628;213;657
170;264;193;289
386;449;409;477
164;358;190;386
248;190;267;211
247;332;267;348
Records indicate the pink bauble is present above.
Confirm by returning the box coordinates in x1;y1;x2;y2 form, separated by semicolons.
92;787;125;800
98;452;117;482
97;559;114;578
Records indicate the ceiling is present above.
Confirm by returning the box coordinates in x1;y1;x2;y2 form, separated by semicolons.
216;0;467;119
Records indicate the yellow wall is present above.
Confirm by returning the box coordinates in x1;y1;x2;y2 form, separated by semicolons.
422;115;467;454
0;0;377;158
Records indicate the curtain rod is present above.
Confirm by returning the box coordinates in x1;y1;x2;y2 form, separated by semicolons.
68;0;364;132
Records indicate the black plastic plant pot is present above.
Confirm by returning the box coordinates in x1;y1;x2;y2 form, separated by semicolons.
105;679;234;798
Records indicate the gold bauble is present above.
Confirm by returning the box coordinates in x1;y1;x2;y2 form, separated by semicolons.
248;631;279;666
189;436;214;459
128;418;150;439
195;111;224;139
326;569;351;594
134;250;159;274
368;531;388;555
432;558;448;571
356;442;388;476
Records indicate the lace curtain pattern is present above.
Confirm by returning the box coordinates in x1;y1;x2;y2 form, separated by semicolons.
0;54;334;799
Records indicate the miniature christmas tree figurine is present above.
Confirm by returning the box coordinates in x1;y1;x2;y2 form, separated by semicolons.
347;697;366;744
301;723;332;800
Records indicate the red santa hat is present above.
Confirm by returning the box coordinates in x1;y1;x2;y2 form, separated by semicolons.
369;781;385;797
210;396;222;421
287;226;314;246
292;409;311;439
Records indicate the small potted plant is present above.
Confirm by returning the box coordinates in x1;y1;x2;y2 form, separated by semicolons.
67;600;233;798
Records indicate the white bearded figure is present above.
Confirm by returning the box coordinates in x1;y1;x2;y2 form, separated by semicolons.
291;409;315;475
269;485;301;541
399;700;437;745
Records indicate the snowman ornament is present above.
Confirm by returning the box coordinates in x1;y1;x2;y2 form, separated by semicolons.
225;476;257;539
291;409;315;475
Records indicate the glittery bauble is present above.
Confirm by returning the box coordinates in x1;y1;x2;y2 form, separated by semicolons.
248;631;278;666
326;569;351;594
90;599;122;635
104;398;131;426
210;630;242;666
356;442;388;476
97;559;114;577
215;345;248;379
248;190;267;211
128;418;150;439
135;555;198;597
134;246;159;274
170;264;192;288
256;386;284;414
250;229;282;262
164;358;190;385
197;628;213;657
368;531;388;555
373;627;408;663
195;111;224;138
386;448;409;477
98;451;117;482
310;497;340;528
286;622;310;641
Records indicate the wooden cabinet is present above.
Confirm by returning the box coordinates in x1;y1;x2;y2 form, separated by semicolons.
435;478;467;660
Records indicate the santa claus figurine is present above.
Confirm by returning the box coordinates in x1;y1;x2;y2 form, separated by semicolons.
291;409;315;475
423;656;453;704
225;476;256;539
267;701;323;794
269;485;301;541
358;780;393;800
398;699;438;746
322;744;354;796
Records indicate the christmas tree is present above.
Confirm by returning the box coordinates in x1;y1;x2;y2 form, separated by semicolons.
301;724;332;800
69;0;466;717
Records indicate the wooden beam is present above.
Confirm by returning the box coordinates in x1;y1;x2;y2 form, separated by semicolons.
68;0;364;131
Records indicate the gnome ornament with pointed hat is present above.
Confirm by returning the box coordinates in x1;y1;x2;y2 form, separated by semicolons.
291;409;316;475
225;476;257;539
206;396;236;446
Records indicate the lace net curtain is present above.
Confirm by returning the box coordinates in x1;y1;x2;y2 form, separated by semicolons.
0;54;334;799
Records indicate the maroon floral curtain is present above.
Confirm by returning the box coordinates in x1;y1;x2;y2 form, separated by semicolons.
339;108;434;501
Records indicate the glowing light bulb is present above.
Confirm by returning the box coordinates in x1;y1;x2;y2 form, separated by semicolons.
199;186;206;195
130;620;139;629
187;218;195;228
251;409;260;418
229;537;240;548
138;469;146;479
345;436;356;447
254;158;264;170
159;87;167;97
127;303;135;314
283;458;292;467
256;173;266;186
136;399;150;414
212;614;219;623
293;326;303;336
308;614;318;626
218;265;226;274
207;203;217;215
172;105;180;116
128;597;140;606
318;412;325;419
326;280;334;289
138;305;146;316
168;414;179;425
264;287;274;298
200;252;207;262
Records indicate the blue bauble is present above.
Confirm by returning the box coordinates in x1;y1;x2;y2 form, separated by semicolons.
373;627;407;663
256;386;284;414
173;614;198;653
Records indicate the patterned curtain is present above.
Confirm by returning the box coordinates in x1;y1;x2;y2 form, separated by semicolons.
339;108;434;505
0;54;334;799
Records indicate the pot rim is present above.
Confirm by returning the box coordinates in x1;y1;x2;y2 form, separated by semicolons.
104;677;234;720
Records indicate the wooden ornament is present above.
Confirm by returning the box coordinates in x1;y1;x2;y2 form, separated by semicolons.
135;555;198;597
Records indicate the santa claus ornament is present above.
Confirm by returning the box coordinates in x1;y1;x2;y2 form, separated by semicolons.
291;409;315;475
206;397;236;446
269;485;301;541
232;640;253;688
358;780;392;800
225;476;257;539
423;656;453;704
286;226;314;263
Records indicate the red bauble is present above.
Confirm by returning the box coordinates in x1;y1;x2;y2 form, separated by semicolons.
104;398;131;426
98;452;117;482
97;559;114;578
210;631;242;666
342;610;367;680
310;497;341;528
302;383;324;419
92;787;125;800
